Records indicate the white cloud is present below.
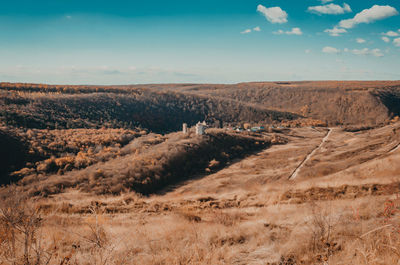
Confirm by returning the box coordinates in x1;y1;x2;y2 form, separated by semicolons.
382;30;399;37
308;3;352;15
324;27;347;36
241;27;261;34
257;5;288;24
305;49;311;54
356;38;366;43
345;48;384;57
273;27;303;35
351;48;370;56
322;46;340;54
289;28;303;35
371;49;384;57
320;0;334;3
380;30;400;45
66;15;72;19
339;5;398;29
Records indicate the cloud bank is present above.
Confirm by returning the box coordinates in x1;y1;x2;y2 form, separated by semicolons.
349;48;384;57
274;27;303;35
322;46;384;57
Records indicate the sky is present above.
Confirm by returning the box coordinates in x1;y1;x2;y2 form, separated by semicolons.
0;0;400;84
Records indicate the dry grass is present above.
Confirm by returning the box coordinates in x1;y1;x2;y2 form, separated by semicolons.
1;97;400;264
1;190;398;265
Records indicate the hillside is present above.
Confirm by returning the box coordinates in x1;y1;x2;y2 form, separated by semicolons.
13;129;274;197
0;83;299;133
2;81;399;186
2;81;400;132
143;81;400;126
0;129;33;184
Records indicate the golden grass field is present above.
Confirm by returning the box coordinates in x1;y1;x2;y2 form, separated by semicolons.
1;121;399;265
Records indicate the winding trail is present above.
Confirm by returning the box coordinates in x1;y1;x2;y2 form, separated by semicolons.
388;126;400;153
289;128;332;180
389;142;400;153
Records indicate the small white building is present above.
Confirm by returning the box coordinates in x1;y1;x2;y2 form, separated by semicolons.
182;123;188;134
196;122;206;135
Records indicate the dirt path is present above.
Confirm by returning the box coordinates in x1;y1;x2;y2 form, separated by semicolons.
289;128;332;180
389;142;400;153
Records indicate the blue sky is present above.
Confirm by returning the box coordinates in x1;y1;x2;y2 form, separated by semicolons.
0;0;400;84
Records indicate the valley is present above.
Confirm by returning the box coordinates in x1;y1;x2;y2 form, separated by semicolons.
0;81;400;264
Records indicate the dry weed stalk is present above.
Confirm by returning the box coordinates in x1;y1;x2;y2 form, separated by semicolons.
306;202;342;263
0;188;52;265
60;206;120;265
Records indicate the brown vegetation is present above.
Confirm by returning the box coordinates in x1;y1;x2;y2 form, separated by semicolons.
0;83;299;133
0;126;145;184
1;81;400;264
149;81;400;126
15;130;273;196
